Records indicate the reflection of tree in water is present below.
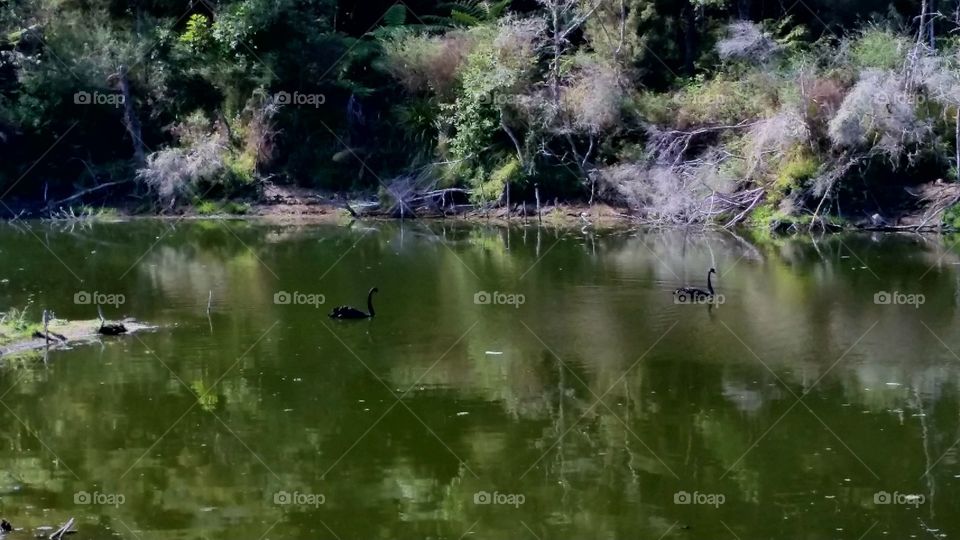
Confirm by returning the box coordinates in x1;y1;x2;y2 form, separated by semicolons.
6;224;960;537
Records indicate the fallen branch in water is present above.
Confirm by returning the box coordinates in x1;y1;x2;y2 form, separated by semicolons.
723;188;766;228
49;517;76;539
44;179;130;212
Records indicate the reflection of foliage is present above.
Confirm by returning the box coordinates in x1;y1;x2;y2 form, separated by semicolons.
191;380;220;412
2;224;960;538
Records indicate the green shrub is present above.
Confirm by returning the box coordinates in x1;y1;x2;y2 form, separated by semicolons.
849;28;908;70
470;156;522;202
943;203;960;229
775;149;818;192
223;151;257;191
196;200;219;215
223;201;251;214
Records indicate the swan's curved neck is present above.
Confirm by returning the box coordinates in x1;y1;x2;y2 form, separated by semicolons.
707;271;714;295
367;290;376;317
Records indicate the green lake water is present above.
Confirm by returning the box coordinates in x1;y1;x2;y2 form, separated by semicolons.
1;219;959;539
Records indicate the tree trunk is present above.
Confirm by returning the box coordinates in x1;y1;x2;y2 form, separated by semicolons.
954;106;958;177
930;0;937;48
683;1;697;75
918;0;929;46
737;0;750;19
110;65;145;167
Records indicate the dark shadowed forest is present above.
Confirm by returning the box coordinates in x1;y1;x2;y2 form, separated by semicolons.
5;0;960;228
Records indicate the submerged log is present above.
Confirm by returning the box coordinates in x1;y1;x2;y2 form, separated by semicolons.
31;330;67;342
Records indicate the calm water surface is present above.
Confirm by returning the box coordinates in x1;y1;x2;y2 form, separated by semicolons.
1;220;960;539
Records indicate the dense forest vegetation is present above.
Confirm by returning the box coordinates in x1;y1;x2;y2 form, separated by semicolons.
3;0;960;227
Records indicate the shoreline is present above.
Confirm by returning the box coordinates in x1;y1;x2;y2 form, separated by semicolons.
6;202;955;234
4;185;958;233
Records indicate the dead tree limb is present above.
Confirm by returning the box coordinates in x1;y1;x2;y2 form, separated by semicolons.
44;179;130;211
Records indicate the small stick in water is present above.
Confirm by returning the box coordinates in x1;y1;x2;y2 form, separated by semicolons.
535;183;542;224
206;291;213;334
42;309;50;347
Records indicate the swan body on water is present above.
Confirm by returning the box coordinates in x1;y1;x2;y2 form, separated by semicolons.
675;268;717;300
329;287;378;319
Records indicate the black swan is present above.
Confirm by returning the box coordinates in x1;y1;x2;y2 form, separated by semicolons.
675;268;717;299
97;305;127;335
329;287;378;319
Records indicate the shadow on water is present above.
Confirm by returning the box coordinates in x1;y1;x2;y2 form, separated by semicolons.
0;220;959;538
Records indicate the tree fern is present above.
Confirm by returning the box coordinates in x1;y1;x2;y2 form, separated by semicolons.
382;4;406;27
439;0;512;27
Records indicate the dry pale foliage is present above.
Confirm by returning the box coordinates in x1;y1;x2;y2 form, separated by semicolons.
493;15;547;71
716;21;779;63
598;149;738;224
744;107;810;179
382;31;476;98
828;69;931;162
561;61;624;134
137;136;225;201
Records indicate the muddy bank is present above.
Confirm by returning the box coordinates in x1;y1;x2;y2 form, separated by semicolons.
6;179;960;232
0;318;154;358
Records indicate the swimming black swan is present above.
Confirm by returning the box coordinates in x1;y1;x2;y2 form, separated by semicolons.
329;287;378;319
675;268;717;299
